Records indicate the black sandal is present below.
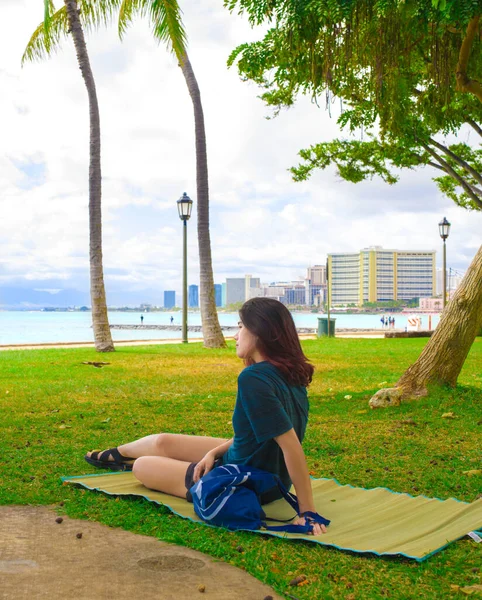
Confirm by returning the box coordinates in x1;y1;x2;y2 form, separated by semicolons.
84;447;136;471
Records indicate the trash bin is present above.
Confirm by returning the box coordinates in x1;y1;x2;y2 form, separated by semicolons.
317;317;336;337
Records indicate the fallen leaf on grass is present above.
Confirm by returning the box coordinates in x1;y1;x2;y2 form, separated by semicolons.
289;575;307;586
463;469;482;476
101;418;111;424
58;424;72;429
82;361;110;368
442;412;456;419
461;585;482;595
344;395;352;400
451;584;482;595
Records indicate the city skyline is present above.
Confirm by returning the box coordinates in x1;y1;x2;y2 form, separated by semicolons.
1;1;481;306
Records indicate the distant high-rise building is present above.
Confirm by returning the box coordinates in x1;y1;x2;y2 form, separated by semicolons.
306;265;327;285
164;290;176;308
306;265;327;305
245;274;261;300
221;283;227;307
214;284;222;307
285;286;306;305
188;284;199;308
226;278;246;305
328;247;435;305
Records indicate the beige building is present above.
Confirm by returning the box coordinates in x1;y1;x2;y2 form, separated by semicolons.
306;265;327;306
328;247;436;306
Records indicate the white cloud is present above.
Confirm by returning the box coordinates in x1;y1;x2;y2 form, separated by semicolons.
0;0;480;302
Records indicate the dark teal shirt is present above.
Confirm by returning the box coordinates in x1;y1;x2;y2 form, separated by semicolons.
222;361;309;492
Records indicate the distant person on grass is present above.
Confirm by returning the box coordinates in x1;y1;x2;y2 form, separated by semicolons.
85;297;326;535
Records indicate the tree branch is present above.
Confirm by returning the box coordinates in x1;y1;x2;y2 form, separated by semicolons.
427;160;447;172
428;136;482;187
421;141;482;209
467;118;482;138
456;15;482;102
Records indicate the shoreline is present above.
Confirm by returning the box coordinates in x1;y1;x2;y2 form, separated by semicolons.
0;328;395;351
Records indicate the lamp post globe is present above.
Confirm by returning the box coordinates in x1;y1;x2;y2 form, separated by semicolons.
177;192;193;221
438;217;451;309
178;193;193;343
438;216;451;241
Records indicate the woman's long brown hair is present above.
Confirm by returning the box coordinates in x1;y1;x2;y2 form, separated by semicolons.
239;297;314;386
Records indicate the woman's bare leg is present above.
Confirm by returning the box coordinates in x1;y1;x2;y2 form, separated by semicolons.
86;433;228;464
130;434;230;497
132;456;191;498
119;433;228;462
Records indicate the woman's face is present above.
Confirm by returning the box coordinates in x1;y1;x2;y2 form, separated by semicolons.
234;321;262;362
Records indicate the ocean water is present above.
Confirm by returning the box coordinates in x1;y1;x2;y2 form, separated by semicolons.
0;310;440;346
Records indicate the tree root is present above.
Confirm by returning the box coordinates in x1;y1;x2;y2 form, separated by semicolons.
368;386;428;408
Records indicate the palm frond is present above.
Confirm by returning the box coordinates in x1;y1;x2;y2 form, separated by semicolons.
118;0;144;39
23;0;124;65
148;0;187;59
77;0;123;33
43;0;57;53
22;5;68;65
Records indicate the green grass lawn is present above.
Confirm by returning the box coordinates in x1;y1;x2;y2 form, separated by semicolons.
1;338;481;599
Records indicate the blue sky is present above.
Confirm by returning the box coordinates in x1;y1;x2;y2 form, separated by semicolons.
1;0;480;305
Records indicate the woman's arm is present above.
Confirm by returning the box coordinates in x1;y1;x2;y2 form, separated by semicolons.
274;428;327;535
193;438;233;481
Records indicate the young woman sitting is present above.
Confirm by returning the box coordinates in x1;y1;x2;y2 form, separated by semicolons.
85;297;327;535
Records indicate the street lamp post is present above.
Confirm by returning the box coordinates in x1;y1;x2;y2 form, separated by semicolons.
177;192;193;343
438;217;451;309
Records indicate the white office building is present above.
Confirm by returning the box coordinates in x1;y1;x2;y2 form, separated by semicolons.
328;247;436;305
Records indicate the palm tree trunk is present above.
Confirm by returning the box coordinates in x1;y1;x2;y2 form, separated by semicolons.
64;0;114;352
179;53;226;348
396;244;482;396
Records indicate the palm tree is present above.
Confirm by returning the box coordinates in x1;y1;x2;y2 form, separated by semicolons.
117;1;226;348
26;0;227;348
23;1;114;352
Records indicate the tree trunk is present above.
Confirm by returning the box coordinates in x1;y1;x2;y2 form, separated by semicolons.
456;15;482;103
64;0;114;352
179;53;226;348
396;244;482;397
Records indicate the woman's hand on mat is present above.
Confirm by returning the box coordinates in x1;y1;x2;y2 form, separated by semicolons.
293;516;327;535
193;451;216;482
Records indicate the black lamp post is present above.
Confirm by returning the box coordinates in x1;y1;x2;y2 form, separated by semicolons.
438;216;451;309
177;192;193;343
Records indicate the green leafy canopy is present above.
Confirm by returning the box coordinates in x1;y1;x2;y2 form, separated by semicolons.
226;0;482;210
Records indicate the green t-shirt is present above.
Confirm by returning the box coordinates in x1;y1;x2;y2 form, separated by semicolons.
222;361;309;494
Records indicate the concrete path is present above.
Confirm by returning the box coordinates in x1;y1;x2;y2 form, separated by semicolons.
0;506;282;600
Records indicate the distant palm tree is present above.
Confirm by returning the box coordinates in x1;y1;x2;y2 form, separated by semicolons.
23;0;114;352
